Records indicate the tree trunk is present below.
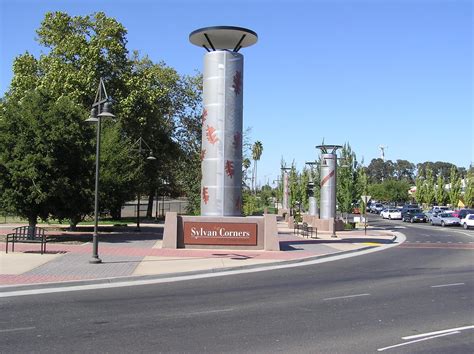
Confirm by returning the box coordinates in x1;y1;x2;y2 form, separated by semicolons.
252;162;256;192
146;192;154;218
110;207;121;220
69;215;81;231
28;215;37;238
28;215;37;229
254;161;258;193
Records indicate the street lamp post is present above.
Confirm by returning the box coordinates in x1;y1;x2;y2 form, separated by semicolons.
131;137;156;232
161;179;169;218
305;161;318;216
85;78;115;264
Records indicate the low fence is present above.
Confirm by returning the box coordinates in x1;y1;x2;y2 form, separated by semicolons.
0;198;189;224
121;198;189;219
0;214;24;224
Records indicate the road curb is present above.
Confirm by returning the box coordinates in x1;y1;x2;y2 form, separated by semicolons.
0;233;403;295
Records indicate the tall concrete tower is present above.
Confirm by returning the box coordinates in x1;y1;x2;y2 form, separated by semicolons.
316;145;342;219
190;26;257;216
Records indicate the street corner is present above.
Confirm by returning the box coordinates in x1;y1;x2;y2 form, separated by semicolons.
0;250;64;275
132;255;277;276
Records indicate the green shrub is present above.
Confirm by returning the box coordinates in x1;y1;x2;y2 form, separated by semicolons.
344;222;355;230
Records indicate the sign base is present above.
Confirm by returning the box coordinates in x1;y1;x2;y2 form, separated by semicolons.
163;213;280;251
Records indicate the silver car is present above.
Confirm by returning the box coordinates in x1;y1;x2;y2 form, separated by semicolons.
430;212;461;227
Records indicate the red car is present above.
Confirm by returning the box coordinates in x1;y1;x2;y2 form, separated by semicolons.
452;209;474;219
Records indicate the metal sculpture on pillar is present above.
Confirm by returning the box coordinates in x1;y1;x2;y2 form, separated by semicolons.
190;26;258;216
305;162;318;216
316;144;342;237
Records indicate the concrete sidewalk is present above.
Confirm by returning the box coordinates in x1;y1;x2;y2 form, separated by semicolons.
0;221;398;289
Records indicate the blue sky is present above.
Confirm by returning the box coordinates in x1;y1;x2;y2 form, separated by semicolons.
1;0;472;186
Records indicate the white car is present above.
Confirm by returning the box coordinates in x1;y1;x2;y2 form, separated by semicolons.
380;208;402;220
460;214;474;230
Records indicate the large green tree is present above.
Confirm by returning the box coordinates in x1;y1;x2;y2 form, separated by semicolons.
464;169;474;207
435;174;447;205
417;161;457;180
0;89;94;227
394;159;415;183
424;168;436;206
368;180;410;203
367;158;395;183
414;169;425;205
2;11;203;220
2;11;131;224
337;143;358;216
251;141;263;192
448;165;462;207
122;55;202;216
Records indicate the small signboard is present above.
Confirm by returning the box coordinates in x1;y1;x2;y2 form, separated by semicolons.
183;222;258;246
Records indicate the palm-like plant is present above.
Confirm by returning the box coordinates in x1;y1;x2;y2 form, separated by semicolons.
242;158;251;189
251;141;263;192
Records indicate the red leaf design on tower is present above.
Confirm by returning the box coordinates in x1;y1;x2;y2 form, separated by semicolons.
225;160;234;178
232;71;242;95
233;132;242;150
202;187;209;204
201;108;208;125
200;149;206;161
206;125;219;145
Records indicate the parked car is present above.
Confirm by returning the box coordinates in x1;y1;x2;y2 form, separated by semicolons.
424;210;435;222
402;210;427;223
401;207;420;219
401;204;419;218
460;214;474;229
381;208;402;220
371;203;385;214
432;206;450;213
452;209;474;220
430;212;461;227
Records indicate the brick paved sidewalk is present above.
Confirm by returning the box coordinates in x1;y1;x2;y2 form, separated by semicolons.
0;222;397;287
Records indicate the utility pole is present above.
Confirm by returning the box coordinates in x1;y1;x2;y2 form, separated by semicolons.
379;145;387;182
379;145;387;162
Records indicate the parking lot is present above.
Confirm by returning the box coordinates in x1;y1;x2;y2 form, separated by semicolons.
367;202;474;230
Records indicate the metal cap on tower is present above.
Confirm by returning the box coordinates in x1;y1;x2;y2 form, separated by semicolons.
189;26;258;52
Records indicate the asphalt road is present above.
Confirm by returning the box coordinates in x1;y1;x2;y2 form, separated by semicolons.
1;217;473;353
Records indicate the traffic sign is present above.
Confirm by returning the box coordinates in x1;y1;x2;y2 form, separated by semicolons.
361;195;371;204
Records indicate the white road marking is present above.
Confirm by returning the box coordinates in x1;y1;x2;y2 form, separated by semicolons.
0;326;36;333
0;233;406;298
431;283;465;288
186;308;235;316
378;331;459;351
323;293;370;301
402;325;474;339
450;230;474;237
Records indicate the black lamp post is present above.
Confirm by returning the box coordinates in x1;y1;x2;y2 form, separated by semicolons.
161;179;169;218
132;137;156;232
85;78;115;264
